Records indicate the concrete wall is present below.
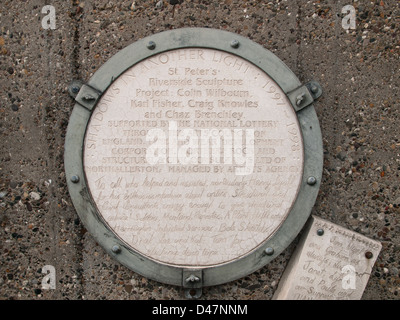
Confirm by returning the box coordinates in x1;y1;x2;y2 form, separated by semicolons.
0;0;399;300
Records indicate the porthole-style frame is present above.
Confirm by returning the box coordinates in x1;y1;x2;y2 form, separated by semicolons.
65;28;323;298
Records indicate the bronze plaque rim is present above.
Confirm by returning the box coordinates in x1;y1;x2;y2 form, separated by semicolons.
64;27;323;287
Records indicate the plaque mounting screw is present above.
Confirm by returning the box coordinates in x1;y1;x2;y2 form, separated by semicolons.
71;175;80;183
112;245;121;254
71;86;80;94
296;93;305;106
307;176;317;186
265;247;274;256
365;251;373;259
310;84;319;94
230;40;240;48
147;41;156;50
185;275;200;283
67;80;84;99
317;229;324;236
82;94;96;101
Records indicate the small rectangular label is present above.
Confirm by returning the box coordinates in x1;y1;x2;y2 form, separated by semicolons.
273;216;382;300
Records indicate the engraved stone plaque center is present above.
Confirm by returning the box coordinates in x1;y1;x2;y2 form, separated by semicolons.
83;48;304;267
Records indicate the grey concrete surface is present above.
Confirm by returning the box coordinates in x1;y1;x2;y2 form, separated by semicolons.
1;0;399;300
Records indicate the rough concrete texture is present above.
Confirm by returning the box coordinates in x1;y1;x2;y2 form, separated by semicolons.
0;0;399;300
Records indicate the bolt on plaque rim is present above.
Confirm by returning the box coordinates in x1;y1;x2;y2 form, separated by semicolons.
64;28;323;289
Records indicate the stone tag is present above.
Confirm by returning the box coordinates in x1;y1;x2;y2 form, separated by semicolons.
83;48;304;267
273;216;382;300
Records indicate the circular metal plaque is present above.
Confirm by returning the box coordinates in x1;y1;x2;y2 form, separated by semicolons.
65;28;323;288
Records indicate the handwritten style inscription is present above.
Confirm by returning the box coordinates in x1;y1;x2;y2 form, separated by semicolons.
273;216;382;300
83;48;304;266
